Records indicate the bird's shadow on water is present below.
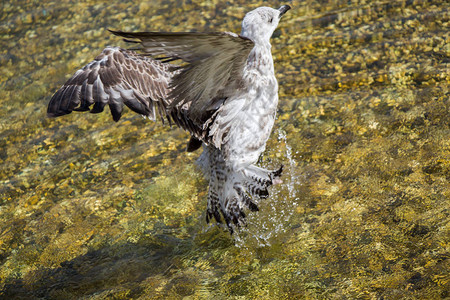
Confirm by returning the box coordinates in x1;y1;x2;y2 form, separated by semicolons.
0;229;231;299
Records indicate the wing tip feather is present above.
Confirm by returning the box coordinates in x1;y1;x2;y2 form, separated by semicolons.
47;109;72;118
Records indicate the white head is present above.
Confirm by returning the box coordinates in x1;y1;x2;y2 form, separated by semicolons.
240;5;291;45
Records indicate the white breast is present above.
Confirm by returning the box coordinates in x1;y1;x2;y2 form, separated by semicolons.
209;44;279;170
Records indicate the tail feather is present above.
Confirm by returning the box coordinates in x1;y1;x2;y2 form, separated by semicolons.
198;147;283;233
205;190;222;224
243;164;283;199
201;153;283;233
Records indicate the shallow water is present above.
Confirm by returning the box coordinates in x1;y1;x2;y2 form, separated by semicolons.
0;0;449;298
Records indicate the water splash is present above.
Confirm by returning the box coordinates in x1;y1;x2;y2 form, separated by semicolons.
233;128;301;249
278;128;298;199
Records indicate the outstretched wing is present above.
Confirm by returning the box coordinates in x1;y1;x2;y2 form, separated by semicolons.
109;31;254;123
47;47;174;122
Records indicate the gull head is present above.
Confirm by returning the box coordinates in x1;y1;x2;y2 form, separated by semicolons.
241;5;291;45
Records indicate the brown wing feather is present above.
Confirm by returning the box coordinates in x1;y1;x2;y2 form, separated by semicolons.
109;31;254;124
47;47;174;122
49;32;254;145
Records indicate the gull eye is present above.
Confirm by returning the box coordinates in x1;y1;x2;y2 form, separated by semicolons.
268;17;273;23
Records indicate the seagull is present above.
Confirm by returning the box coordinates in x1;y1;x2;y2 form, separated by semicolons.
48;5;291;233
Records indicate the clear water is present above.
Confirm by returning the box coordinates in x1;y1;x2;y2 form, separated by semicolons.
0;0;449;298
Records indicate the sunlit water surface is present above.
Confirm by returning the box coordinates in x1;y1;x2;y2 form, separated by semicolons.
0;0;449;298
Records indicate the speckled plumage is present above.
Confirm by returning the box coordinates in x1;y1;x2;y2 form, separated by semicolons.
48;5;290;233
